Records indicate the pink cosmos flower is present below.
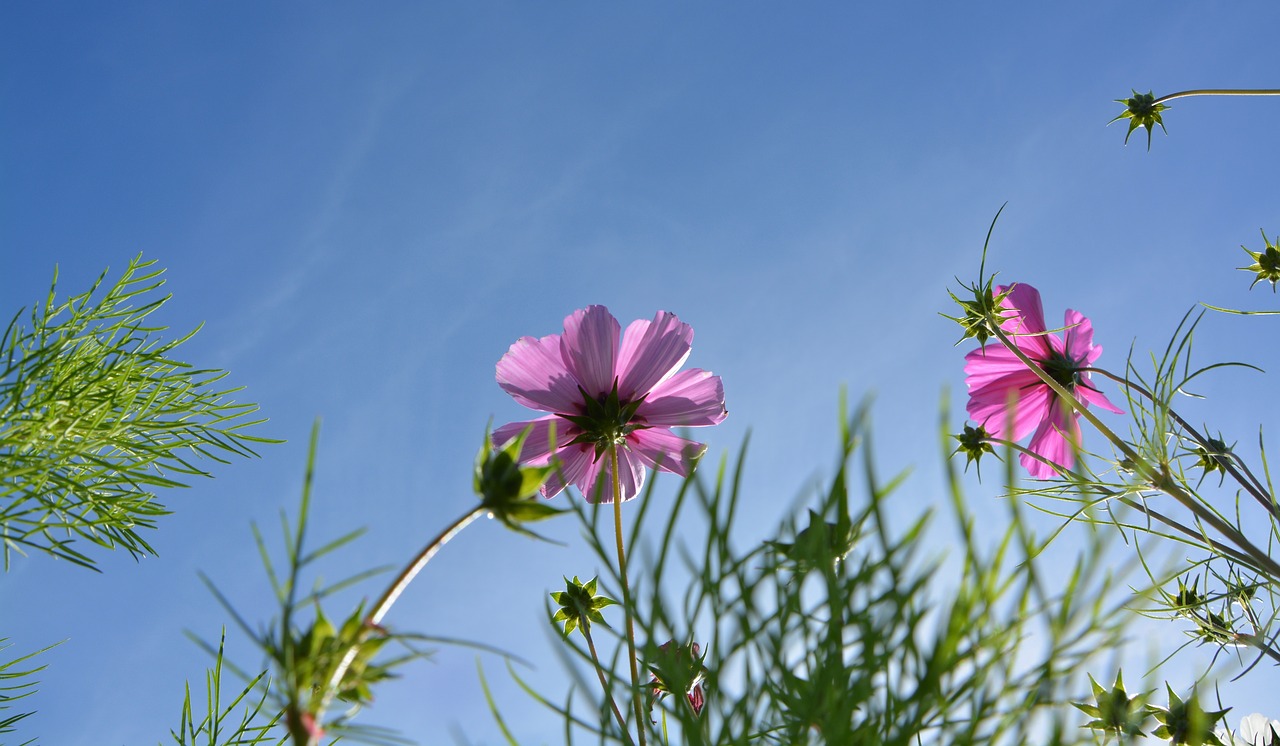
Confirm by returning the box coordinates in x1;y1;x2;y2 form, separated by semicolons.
964;283;1123;479
494;305;727;503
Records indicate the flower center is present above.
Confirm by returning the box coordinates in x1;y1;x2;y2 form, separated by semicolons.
1038;349;1082;390
561;380;646;458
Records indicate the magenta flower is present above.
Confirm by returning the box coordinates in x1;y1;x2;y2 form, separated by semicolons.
494;305;726;503
964;283;1123;479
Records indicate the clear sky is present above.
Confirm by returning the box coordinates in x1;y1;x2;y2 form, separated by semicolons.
2;3;1278;744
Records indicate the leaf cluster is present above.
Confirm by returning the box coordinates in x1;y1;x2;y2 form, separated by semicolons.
0;254;275;569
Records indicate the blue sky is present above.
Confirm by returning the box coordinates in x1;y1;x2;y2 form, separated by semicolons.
2;3;1278;744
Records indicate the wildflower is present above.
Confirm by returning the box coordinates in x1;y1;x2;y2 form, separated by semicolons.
1236;713;1280;746
648;641;706;717
963;283;1122;479
494;305;726;503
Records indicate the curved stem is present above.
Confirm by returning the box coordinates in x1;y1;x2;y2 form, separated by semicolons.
1086;367;1277;518
985;320;1280;582
316;504;486;734
1154;89;1280;105
611;445;647;746
582;623;636;746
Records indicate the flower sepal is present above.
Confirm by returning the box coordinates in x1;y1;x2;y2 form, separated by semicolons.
1073;671;1148;738
1239;230;1280;292
550;575;617;636
1110;89;1169;149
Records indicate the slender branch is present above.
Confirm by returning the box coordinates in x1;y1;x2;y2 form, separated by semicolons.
582;623;636;746
610;445;646;746
1086;367;1277;519
316;504;486;733
1154;89;1280;105
986;435;1259;569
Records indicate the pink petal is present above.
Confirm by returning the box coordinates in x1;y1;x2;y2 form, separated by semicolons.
998;283;1047;335
1077;382;1124;414
636;369;727;427
496;334;584;413
492;415;579;465
578;446;646;503
1062;309;1101;364
627;428;705;478
1022;398;1081;478
616;311;693;401
540;445;595;499
964;344;1041;387
968;378;1053;442
560;306;620;398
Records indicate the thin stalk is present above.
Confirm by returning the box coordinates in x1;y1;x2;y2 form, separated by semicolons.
985;320;1280;582
990;436;1259;569
315;504;486;735
1153;89;1280;105
581;622;636;746
611;444;647;746
1087;367;1276;517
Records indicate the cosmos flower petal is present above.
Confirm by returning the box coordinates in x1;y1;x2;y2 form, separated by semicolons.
636;369;727;426
617;311;693;401
969;383;1054;442
964;344;1041;387
561;305;621;397
579;445;647;503
998;283;1047;336
492;415;579;465
496;334;583;413
1021;398;1081;478
1063;310;1102;363
1077;382;1125;414
628;428;705;478
540;444;595;499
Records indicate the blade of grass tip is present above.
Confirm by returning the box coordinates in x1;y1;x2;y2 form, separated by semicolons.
476;659;521;746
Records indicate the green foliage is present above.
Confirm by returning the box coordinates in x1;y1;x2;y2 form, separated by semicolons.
0;254;276;570
518;398;1130;745
0;638;59;744
165;632;283;746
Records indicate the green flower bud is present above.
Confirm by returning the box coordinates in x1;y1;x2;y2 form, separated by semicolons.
1239;229;1280;292
1149;685;1229;746
1073;671;1148;738
550;575;617;636
1110;89;1169;150
951;424;997;475
474;427;564;537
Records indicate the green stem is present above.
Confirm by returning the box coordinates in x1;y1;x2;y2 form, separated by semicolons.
315;504;486;737
1153;89;1280;105
611;445;647;746
1086;367;1277;518
988;436;1259;569
582;622;636;746
985;319;1280;583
